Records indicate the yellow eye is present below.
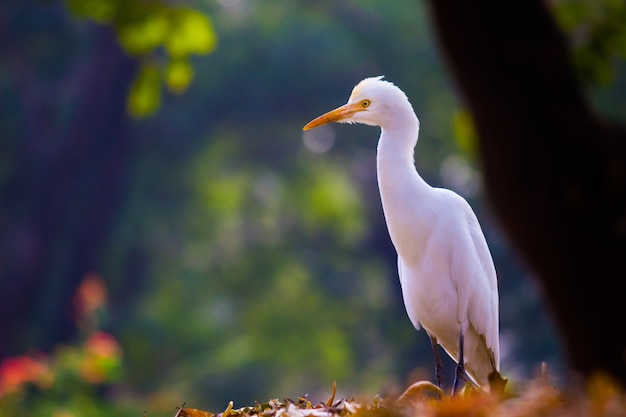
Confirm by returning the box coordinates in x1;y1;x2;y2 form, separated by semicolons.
361;100;370;108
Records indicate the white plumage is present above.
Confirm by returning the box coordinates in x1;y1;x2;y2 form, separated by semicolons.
303;76;500;391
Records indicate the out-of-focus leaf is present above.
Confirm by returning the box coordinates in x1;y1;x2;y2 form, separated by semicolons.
552;0;626;85
127;63;161;117
200;173;248;217
300;163;365;242
165;9;218;58
65;0;115;23
117;11;169;56
165;58;194;94
452;109;477;157
63;1;217;117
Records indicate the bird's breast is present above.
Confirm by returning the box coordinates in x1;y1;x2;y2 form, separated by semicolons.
377;176;435;266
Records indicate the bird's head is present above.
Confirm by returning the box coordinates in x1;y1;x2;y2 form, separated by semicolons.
303;76;414;131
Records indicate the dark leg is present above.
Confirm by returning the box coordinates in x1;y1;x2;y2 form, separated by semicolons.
452;332;467;395
429;334;445;389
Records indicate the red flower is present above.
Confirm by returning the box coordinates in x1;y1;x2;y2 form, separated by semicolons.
0;353;51;397
84;331;121;359
80;331;122;383
73;273;107;324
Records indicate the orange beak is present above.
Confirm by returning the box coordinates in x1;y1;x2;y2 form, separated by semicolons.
302;102;363;131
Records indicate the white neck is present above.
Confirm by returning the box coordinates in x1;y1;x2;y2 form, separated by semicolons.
376;114;422;189
376;117;431;264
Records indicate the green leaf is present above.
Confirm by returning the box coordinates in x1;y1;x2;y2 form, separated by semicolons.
165;8;218;58
165;58;194;94
452;109;478;157
127;63;161;118
300;163;365;242
117;11;169;56
65;0;115;23
551;0;626;85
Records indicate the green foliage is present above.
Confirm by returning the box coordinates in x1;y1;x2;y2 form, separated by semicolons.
166;58;195;94
552;0;626;85
295;162;366;243
128;61;162;117
115;131;393;404
65;0;217;117
452;109;478;159
65;0;116;23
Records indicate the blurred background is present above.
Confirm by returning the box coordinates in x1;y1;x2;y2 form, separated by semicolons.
1;0;625;415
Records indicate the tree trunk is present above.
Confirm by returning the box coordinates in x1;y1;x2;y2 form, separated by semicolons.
0;3;136;357
426;0;626;384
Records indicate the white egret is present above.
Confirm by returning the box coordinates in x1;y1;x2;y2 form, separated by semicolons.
303;76;500;393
